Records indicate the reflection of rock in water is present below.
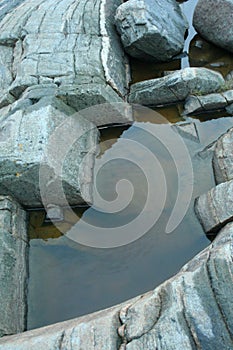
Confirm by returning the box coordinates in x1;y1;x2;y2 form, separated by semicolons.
189;35;233;77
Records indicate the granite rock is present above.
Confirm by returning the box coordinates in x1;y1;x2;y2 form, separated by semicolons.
0;0;130;111
115;0;188;62
129;67;225;106
193;0;233;53
213;127;233;184
195;180;233;233
0;97;99;207
0;196;28;337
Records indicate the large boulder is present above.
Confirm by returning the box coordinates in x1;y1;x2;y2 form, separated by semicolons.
115;0;188;62
195;180;233;233
0;196;28;337
1;222;233;348
193;0;233;53
213;127;233;184
0;97;99;207
0;0;130;110
129;67;225;106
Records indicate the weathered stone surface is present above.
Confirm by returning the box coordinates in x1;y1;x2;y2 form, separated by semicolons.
171;122;200;142
213;127;233;184
0;0;130;111
115;0;188;62
0;0;26;22
120;222;233;349
193;0;233;53
183;90;233;115
195;180;233;233
0;196;28;337
0;300;138;349
129;68;225;106
0;97;99;207
2;221;233;348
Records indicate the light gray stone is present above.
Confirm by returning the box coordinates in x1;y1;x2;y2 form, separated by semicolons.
183;92;229;115
115;0;188;62
172;122;200;142
195;180;233;233
129;68;225;106
0;98;99;207
0;301;135;350
121;223;233;349
193;0;233;53
213;127;233;184
0;0;130;113
0;196;28;337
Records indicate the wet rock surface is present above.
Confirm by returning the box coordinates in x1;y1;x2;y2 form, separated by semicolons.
195;180;233;233
193;0;233;53
213;127;233;184
115;0;188;62
0;196;28;337
129;67;225;106
1;222;233;349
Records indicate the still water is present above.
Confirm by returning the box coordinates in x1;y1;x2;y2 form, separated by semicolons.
28;115;233;329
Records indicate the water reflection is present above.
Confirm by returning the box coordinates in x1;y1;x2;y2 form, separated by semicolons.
28;114;233;329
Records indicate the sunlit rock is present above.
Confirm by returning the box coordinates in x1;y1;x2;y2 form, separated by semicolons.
0;0;130;109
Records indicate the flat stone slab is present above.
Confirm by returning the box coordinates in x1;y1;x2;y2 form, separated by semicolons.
213;127;233;184
1;221;233;349
195;180;233;233
129;67;225;106
0;196;28;337
115;0;188;62
183;90;233;115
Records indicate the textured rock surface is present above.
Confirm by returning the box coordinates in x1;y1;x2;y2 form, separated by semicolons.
115;0;188;62
129;68;225;106
172;122;200;142
0;97;99;207
213;127;233;184
119;223;233;349
1;222;233;349
0;196;28;337
0;301;135;349
193;0;233;53
183;90;233;115
195;180;233;233
0;0;130;111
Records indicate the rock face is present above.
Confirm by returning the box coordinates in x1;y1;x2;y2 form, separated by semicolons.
213;127;233;184
0;97;99;207
195;180;233;233
193;0;233;53
115;0;188;62
129;67;225;106
1;222;233;349
183;90;233;115
0;196;28;337
0;0;130;111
